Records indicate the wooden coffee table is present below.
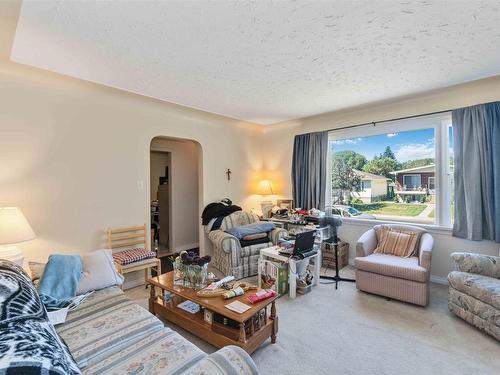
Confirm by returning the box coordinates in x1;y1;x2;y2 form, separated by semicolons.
148;272;278;354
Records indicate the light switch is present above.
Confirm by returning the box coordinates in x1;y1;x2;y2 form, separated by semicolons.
137;180;144;190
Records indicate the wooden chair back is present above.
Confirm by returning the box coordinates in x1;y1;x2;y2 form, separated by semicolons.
107;224;148;251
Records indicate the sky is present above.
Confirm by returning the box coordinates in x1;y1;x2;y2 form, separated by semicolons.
330;127;453;162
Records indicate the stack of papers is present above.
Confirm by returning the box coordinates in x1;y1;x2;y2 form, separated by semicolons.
225;300;251;314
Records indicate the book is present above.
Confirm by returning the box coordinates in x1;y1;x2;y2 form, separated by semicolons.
248;289;277;304
224;300;251;314
177;300;200;314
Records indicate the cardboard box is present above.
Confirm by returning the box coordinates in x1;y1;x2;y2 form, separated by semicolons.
260;260;289;295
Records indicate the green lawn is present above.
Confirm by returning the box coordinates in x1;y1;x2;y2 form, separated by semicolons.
353;202;428;217
428;205;454;219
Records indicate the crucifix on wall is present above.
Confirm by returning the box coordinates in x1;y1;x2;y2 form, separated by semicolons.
226;168;232;180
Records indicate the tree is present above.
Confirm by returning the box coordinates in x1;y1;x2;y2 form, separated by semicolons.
382;146;396;160
363;157;398;179
332;150;367;171
331;158;361;204
400;158;434;170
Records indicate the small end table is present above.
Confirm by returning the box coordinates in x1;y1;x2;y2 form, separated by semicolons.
258;246;321;299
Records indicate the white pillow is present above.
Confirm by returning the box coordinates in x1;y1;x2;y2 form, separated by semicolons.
76;249;124;295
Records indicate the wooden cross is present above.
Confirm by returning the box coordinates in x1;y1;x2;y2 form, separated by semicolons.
226;169;232;180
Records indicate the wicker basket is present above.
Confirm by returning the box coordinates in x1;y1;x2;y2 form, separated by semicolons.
321;240;349;269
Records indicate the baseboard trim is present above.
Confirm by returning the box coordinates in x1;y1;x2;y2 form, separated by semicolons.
173;243;199;253
348;259;449;285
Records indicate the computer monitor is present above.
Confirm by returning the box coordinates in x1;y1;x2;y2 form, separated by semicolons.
293;230;316;256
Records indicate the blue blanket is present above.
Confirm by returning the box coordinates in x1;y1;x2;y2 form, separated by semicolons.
39;254;82;311
225;222;276;239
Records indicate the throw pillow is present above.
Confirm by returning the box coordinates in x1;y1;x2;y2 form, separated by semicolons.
76;249;124;295
374;229;419;258
0;260;81;375
28;261;46;287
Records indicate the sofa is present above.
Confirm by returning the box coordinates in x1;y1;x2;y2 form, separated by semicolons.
355;224;434;306
208;211;286;279
0;260;259;375
448;252;500;341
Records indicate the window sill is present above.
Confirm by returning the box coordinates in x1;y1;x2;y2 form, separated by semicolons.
339;217;453;236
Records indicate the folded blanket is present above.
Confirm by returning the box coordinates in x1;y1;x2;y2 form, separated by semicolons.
225;222;276;239
39;254;82;311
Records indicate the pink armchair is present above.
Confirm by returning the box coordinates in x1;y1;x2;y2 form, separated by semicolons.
354;224;434;306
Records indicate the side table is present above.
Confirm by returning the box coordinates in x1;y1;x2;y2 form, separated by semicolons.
258;246;321;299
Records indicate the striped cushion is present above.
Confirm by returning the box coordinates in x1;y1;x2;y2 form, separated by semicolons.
112;248;156;265
81;329;206;375
56;287;164;368
355;254;427;282
220;211;260;231
374;226;420;258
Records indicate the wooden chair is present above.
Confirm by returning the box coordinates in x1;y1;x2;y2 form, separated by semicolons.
107;224;161;288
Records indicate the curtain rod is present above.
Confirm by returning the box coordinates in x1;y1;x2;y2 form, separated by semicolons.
325;108;453;133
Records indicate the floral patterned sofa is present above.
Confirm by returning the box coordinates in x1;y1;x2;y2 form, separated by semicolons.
448;252;500;341
56;286;260;374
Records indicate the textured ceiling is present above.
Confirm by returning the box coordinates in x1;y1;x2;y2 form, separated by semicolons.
11;0;500;125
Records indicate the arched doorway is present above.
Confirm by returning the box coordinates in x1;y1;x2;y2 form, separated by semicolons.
149;136;201;258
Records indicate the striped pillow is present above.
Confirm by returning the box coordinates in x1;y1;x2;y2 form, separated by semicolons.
374;228;420;257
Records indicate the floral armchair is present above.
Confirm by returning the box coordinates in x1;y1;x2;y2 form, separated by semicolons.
208;211;286;279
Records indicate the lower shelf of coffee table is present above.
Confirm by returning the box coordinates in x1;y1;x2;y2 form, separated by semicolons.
150;296;277;354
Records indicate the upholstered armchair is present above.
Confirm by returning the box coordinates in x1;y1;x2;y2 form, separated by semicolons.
208;211;286;279
354;224;434;306
448;252;500;341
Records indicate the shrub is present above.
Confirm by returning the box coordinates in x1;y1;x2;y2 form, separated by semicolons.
351;198;364;205
420;195;427;203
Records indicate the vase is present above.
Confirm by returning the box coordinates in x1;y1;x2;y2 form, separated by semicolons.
173;262;184;286
183;264;208;289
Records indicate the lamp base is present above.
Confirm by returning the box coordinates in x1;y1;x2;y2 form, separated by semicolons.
0;245;24;266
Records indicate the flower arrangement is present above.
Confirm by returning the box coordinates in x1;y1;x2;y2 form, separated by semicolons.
173;251;211;289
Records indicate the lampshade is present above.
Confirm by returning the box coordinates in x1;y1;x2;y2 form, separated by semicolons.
0;207;36;245
257;180;274;195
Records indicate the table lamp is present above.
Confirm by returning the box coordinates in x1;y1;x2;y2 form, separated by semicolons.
0;207;36;266
257;180;275;218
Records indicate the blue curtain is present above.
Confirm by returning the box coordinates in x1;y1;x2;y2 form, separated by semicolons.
291;131;328;210
452;101;500;242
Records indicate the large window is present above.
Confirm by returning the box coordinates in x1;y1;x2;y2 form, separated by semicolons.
328;112;453;227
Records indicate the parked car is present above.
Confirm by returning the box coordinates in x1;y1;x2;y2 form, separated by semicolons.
331;205;375;219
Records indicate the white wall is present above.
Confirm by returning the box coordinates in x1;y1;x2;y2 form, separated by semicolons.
262;76;500;281
1;1;499;282
0;1;264;263
151;138;199;252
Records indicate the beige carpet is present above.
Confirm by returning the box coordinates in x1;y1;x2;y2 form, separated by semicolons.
127;270;499;375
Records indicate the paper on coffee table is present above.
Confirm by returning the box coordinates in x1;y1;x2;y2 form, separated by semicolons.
224;300;251;314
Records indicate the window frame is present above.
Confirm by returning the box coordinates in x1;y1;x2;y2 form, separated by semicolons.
328;112;453;228
403;174;422;189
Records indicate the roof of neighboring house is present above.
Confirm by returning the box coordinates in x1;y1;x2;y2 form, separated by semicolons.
390;164;435;174
353;169;390;181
